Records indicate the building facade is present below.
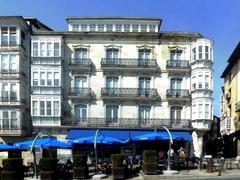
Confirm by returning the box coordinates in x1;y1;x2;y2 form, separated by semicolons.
0;16;214;157
221;42;240;157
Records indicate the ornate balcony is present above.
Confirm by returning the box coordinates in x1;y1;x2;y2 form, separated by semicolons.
0;94;26;107
0;43;26;53
0;69;25;79
101;88;159;101
166;60;190;73
69;58;92;73
166;89;191;102
31;57;62;65
236;101;240;112
69;88;92;100
62;118;191;130
101;58;158;73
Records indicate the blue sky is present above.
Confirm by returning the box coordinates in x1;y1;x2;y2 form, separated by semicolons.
1;0;240;116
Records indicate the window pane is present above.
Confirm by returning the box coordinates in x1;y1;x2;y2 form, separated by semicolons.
9;27;17;45
1;27;8;45
10;55;17;72
33;42;38;56
2;111;9;128
205;46;209;60
47;42;52;57
40;101;45;115
40;72;45;85
46;101;51;115
53;101;59;116
54;72;60;86
33;72;38;85
1;55;8;71
198;46;202;59
32;101;38;115
40;42;45;56
47;72;52;86
11;111;17;129
54;42;60;57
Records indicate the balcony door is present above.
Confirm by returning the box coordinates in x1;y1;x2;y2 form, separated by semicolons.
139;77;150;95
74;105;87;123
106;105;118;124
74;76;87;94
106;77;119;95
138;49;151;65
170;79;182;96
170;106;182;125
75;49;87;61
170;50;182;61
106;48;119;64
139;106;150;125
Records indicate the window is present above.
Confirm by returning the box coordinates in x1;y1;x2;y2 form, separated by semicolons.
170;50;182;60
40;101;45;115
205;75;209;89
33;72;38;85
54;72;60;86
199;104;203;118
106;77;119;88
0;83;17;100
46;101;51;115
205;46;209;60
33;42;38;56
32;101;38;115
2;111;9;128
89;24;96;31
54;42;60;57
139;49;151;61
1;54;8;71
1;27;8;45
40;42;45;56
124;24;130;32
170;78;182;90
32;71;61;87
98;24;104;32
198;46;202;59
198;75;203;89
132;24;139;32
106;105;118;123
192;104;197;119
115;24;122;32
74;105;87;122
9;27;17;45
139;77;150;95
149;24;156;32
72;24;79;31
47;72;52;86
81;24;88;31
139;106;150;125
106;49;119;60
40;72;45;85
192;76;196;90
0;54;17;72
205;104;210;119
75;76;87;89
170;106;182;124
11;111;17;129
106;24;113;31
75;49;88;60
192;47;196;60
47;42;52;57
141;24;147;32
53;101;59;116
9;55;17;72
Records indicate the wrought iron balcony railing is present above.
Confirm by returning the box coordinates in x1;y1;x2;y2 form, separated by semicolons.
166;89;190;98
101;88;158;99
62;118;191;129
0;69;25;79
166;60;190;69
0;95;26;104
31;57;62;65
69;58;92;66
101;58;157;67
69;88;92;97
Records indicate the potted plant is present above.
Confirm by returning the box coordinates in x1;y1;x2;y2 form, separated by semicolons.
72;154;89;179
1;158;24;180
142;150;157;175
111;154;125;179
39;158;59;180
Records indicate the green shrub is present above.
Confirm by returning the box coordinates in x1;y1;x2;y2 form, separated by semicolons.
143;150;156;163
39;158;58;171
73;154;87;167
2;158;23;171
111;154;124;167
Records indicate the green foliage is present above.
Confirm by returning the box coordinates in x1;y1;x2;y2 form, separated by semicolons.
143;150;156;163
2;158;23;171
73;154;87;167
39;158;59;171
111;154;124;167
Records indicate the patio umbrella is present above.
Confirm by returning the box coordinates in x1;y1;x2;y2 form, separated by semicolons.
0;144;19;151
70;135;126;145
14;137;72;150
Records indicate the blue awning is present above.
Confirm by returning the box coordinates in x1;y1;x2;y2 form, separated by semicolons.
66;130;192;141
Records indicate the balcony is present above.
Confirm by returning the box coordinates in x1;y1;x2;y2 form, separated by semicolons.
166;60;190;73
0;127;22;136
236;101;240;112
32;116;61;126
31;86;62;95
69;58;92;73
101;88;159;101
69;88;92;100
166;89;191;102
101;58;158;73
62;118;191;129
0;69;25;79
31;57;62;65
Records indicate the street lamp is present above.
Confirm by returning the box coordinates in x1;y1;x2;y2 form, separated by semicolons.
155;126;178;174
30;132;49;179
94;129;100;174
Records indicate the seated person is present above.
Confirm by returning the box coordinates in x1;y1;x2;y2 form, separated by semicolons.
97;161;106;174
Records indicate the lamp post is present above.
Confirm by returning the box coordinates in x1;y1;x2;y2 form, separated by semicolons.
155;126;178;174
30;132;49;179
94;129;100;174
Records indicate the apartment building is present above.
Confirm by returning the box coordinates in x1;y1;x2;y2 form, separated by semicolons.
221;42;240;157
0;16;214;157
